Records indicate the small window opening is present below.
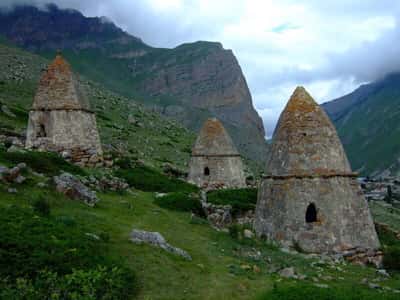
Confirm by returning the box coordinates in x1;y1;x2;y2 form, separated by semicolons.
204;167;210;176
37;124;47;138
305;203;317;223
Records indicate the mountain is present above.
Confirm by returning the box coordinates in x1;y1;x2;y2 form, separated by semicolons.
323;73;400;177
0;4;267;166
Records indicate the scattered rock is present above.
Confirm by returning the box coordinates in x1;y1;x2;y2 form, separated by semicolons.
130;229;191;260
314;283;329;288
368;283;381;289
7;188;17;193
243;229;255;239
377;269;390;277
37;182;48;188
54;172;99;206
1;105;16;118
278;267;296;279
14;175;25;184
85;233;100;240
0;164;26;184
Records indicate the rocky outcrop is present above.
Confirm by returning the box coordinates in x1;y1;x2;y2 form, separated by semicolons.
0;163;26;184
54;172;99;206
130;229;192;260
133;42;267;163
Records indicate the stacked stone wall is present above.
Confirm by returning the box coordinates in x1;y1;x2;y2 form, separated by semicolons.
188;155;246;189
26;110;102;166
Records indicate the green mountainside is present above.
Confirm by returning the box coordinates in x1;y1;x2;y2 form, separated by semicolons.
323;74;400;177
0;5;267;168
0;40;195;171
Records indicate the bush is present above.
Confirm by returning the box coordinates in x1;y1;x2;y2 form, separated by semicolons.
154;192;204;216
32;197;50;217
207;188;258;215
376;222;400;271
115;165;198;193
0;266;136;300
0;205;137;299
257;282;398;300
0;149;85;176
383;246;400;271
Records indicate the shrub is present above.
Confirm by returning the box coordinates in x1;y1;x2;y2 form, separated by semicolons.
0;266;136;300
115;165;198;193
0;149;85;176
376;222;400;271
154;192;204;216
383;246;400;271
228;223;241;239
257;282;398;300
207;188;257;215
32;197;50;217
0;205;136;300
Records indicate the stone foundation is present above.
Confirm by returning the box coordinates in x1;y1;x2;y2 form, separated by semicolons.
188;155;246;189
26;109;103;167
254;175;380;253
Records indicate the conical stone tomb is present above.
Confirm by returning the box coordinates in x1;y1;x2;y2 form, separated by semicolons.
254;87;380;253
188;118;246;189
25;53;103;166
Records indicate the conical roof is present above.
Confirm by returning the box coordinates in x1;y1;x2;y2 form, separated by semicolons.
192;118;240;156
32;54;90;110
266;86;351;176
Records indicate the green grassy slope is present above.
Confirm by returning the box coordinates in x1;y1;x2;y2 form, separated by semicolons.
0;41;195;171
1;171;399;299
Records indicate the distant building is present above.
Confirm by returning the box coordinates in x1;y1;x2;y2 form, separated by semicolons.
254;87;380;253
188;118;246;189
26;53;103;166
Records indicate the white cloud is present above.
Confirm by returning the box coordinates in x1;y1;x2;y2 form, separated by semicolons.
2;0;400;135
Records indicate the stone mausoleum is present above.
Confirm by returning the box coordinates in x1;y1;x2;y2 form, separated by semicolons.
188;118;246;189
254;87;380;253
25;53;103;166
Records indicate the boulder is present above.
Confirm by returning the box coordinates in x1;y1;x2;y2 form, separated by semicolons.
54;172;99;206
130;229;191;260
278;267;296;279
243;229;255;239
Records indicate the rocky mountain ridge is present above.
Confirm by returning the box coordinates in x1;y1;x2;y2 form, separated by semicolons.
0;4;267;167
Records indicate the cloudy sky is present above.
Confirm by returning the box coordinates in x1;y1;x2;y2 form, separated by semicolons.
2;0;400;136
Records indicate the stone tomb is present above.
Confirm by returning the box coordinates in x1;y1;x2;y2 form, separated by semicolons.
25;53;103;166
254;87;380;253
188;118;246;189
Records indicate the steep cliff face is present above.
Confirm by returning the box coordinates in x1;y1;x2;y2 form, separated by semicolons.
0;4;267;166
130;42;266;162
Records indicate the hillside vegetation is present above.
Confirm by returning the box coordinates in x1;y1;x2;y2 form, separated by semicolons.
0;148;399;299
0;40;195;171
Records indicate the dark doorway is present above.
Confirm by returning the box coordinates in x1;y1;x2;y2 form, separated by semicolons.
305;203;317;223
204;167;210;176
37;124;47;137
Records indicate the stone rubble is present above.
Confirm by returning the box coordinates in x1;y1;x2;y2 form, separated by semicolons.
0;163;26;184
130;229;191;260
53;172;99;207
